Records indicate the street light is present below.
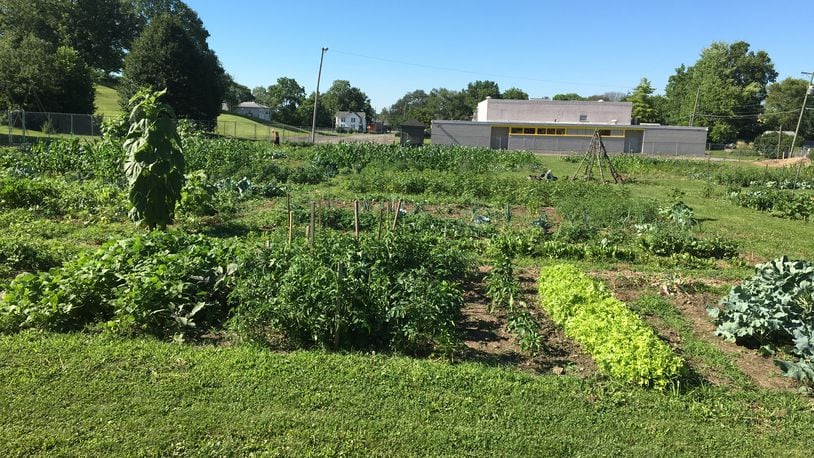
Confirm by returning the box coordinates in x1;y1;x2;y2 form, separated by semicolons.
310;47;328;143
790;71;813;158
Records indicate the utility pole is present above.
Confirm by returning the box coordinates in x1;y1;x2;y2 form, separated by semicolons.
310;47;328;143
689;87;701;127
777;125;782;159
790;71;814;158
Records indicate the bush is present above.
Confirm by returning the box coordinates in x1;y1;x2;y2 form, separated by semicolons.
538;264;685;388
230;229;471;353
0;232;238;338
638;226;738;259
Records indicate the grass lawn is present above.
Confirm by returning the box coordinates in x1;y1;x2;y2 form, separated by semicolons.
94;84;123;118
2;332;813;456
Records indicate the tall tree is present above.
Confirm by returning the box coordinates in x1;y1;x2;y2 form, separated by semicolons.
321;80;373;121
430;88;470;121
664;41;777;143
0;0;139;75
464;80;500;113
119;13;226;122
388;89;431;126
58;0;140;75
0;33;94;113
552;93;586;101
264;77;306;126
763;77;814;139
627;78;663;123
502;87;529;100
296;92;332;128
222;73;253;110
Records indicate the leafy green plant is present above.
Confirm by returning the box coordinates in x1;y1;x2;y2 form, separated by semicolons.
123;89;185;229
230;229;470;354
538;264;685;388
709;257;814;384
0;232;238;338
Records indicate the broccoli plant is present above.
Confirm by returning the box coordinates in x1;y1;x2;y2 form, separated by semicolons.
123;89;185;229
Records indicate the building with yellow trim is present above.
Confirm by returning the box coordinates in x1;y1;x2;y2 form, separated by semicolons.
432;98;708;155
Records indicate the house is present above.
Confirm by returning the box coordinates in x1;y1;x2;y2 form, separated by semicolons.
234;101;272;121
433;98;708;156
335;111;366;132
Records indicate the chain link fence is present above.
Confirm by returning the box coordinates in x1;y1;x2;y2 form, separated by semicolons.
1;110;360;146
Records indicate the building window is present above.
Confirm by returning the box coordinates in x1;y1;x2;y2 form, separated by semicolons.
579;114;588;122
510;127;523;134
598;129;611;136
523;127;535;135
351;118;356;124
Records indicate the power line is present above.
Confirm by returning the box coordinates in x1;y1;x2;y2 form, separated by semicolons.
330;49;636;92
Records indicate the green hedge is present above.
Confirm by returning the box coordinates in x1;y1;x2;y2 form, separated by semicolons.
538;264;685;388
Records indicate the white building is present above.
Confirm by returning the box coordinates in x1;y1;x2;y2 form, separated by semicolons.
335;111;366;132
433;98;708;156
234;101;272;121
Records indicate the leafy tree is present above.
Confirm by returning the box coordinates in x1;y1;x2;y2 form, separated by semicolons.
120;13;226;122
502;87;529;100
587;91;627;102
130;0;209;48
0;33;94;113
296;92;332;128
0;0;140;75
222;74;253;110
321;80;374;121
430;88;470;121
58;0;140;75
464;80;500;112
753;131;801;159
387;89;430;126
763;78;814;140
664;41;777;143
261;77;306;126
123;89;184;229
627;78;663;123
552;93;586;101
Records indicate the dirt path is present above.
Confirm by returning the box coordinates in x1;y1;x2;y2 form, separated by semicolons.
754;157;811;168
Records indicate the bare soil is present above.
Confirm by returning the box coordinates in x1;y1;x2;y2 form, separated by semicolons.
754;157;811;168
594;270;799;391
456;266;596;377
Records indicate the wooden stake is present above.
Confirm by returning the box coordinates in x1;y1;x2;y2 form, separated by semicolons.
309;201;316;245
392;199;402;230
378;207;384;239
353;200;360;238
288;211;293;245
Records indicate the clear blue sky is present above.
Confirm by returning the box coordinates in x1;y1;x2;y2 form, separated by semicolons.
187;0;810;112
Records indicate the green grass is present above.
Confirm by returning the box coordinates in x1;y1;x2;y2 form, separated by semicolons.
2;332;813;456
94;84;122;117
215;113;306;140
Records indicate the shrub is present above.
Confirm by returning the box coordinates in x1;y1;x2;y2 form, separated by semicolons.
0;232;238;338
230;229;470;353
538;264;685;387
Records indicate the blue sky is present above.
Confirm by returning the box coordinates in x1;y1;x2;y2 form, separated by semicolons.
187;0;810;112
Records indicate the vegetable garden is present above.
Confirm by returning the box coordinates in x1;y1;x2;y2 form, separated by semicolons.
1;111;814;454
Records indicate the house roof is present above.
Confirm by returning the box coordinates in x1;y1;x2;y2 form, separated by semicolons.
236;101;269;109
336;111;366;117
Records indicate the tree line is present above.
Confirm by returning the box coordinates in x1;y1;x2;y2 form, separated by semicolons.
0;0;227;122
0;3;810;144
